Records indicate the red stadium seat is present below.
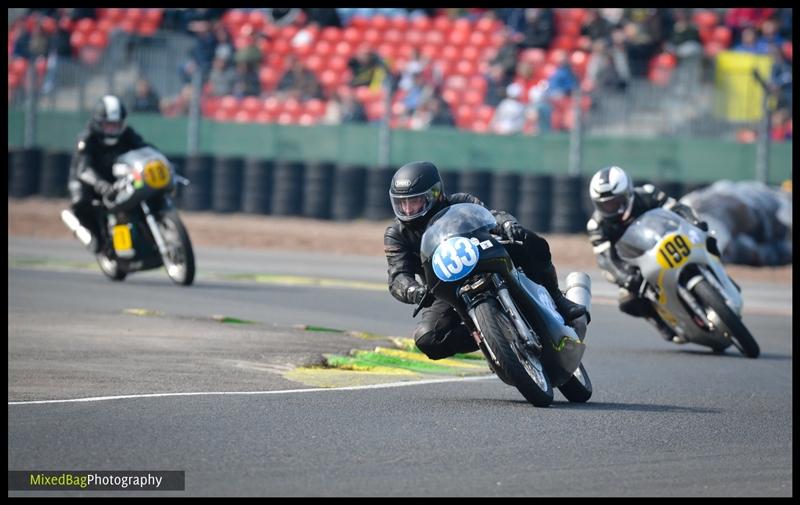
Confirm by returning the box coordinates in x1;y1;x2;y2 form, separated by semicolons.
463;89;484;107
552;36;577;52
234;109;255;123
448;30;469;46
455;104;475;127
320;27;340;43
471;119;490;133
783;41;792;61
433;16;452;32
395;43;415;59
468;31;489;49
467;75;488;94
298;113;316;126
138;20;159;37
305;99;326;117
104;8;125;23
454;60;477;77
703;41;726;59
692;10;719;30
74;18;95;34
258;67;280;90
70;31;88;50
570;50;589;79
475;16;501;34
214;108;236;122
126;8;145;25
559;21;581;38
87;31;108;48
335;41;353;57
254;110;274;124
389;16;409;31
277;112;295;125
419;43;440;60
521;48;547;67
313;40;333;58
327;55;348;73
410;16;431;31
241;96;260;113
349;16;369;29
654;52;677;69
363;28;381;46
404;30;424;47
712;26;732;47
262;97;281;115
476;105;494;123
370;15;389;31
462;45;481;62
246;10;265;31
547;48;568;65
383;29;403;45
424;30;446;46
453;18;471;33
342;27;362;45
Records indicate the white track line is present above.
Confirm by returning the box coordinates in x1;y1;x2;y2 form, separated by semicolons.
8;375;495;406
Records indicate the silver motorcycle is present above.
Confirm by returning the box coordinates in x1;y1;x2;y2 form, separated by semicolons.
61;146;195;285
615;207;759;358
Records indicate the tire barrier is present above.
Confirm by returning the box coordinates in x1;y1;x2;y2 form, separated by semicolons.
212;156;244;213
38;151;71;198
439;170;460;196
167;154;186;207
653;179;683;200
242;158;273;215
517;174;553;233
302;160;334;219
332;164;367;221
271;160;304;216
550;174;586;234
9;148;42;197
363;166;395;221
489;172;520;217
458;170;492;205
181;154;214;211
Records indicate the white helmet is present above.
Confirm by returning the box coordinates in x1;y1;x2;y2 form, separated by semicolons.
589;166;634;221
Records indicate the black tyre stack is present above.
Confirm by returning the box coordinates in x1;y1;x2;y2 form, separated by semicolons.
550;174;585;233
242;158;273;215
332;164;367;220
302;160;334;219
364;166;395;220
38;150;71;198
271;160;304;216
653;179;683;200
212;156;244;213
517;174;553;233
489;172;520;217
439;170;460;196
9;147;42;197
181;154;214;211
458;170;492;204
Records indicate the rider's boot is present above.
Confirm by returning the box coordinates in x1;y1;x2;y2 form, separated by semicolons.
537;262;587;323
643;306;685;343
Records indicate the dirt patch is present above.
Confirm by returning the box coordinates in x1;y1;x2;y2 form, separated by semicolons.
9;197;791;284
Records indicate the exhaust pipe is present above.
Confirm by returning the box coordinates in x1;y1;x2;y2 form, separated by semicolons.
60;209;93;247
565;271;592;341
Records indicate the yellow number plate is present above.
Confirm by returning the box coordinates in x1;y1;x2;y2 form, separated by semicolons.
656;233;692;269
112;224;133;252
142;160;171;189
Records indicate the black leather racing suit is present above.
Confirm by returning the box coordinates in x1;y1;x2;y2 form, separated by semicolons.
68;126;150;246
384;192;563;360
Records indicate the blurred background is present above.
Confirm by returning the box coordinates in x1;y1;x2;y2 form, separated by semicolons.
6;7;793;233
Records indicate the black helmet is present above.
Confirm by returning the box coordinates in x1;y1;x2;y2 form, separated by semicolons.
389;161;444;225
91;94;128;146
589;165;634;222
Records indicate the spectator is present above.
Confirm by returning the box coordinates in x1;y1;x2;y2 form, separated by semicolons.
207;55;236;96
496;8;526;36
732;27;769;54
599;8;625;28
348;45;390;90
608;29;632;91
520;8;555;49
397;50;430;92
125;77;161;113
266;8;303;27
491;83;526;134
231;61;261;98
582;8;613;42
512;61;537;101
586;38;627;92
303;8;341;28
402;71;432;115
429;95;456;127
160;84;194;117
725;8;775;42
622;21;658;78
526;80;552;134
547;52;579;98
484;63;512;107
179;20;217;84
212;21;234;67
667;9;703;95
277;56;323;101
491;28;522;81
323;87;367;124
234;32;263;70
13;16;51;60
768;43;792;111
757;19;785;48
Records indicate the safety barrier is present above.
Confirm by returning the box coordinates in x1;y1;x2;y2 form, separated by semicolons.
9;149;713;233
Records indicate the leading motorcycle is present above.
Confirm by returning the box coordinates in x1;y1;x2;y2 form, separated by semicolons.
416;203;593;407
614;207;759;358
61;146;196;286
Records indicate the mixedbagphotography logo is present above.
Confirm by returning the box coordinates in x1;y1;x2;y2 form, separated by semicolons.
8;471;185;491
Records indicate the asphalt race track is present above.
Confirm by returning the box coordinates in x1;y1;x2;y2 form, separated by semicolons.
8;237;793;496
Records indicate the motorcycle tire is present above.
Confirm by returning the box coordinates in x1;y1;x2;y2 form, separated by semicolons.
474;298;554;407
557;362;593;403
692;279;759;358
96;253;127;282
158;212;196;286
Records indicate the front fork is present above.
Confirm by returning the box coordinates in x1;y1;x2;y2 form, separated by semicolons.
140;201;169;258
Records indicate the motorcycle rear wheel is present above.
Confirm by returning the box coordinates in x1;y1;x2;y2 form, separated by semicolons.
96;253;127;281
557;362;592;402
474;298;554;407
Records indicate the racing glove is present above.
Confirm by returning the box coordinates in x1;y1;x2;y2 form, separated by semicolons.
94;179;114;197
623;270;644;294
408;285;428;305
502;220;526;242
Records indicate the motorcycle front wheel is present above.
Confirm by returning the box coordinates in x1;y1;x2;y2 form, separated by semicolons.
474;298;553;407
692;279;759;358
157;212;195;286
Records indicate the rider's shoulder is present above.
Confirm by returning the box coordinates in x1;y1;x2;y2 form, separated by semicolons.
449;192;485;206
